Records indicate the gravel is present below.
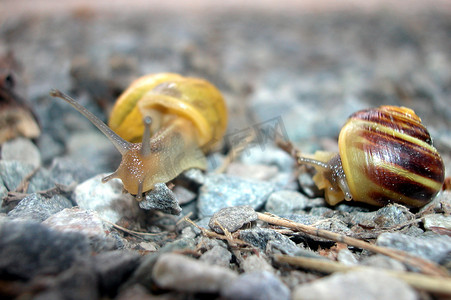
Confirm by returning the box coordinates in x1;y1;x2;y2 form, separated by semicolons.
1;6;450;300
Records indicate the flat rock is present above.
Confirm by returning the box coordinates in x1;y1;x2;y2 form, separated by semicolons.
241;254;275;274
43;207;112;239
7;193;72;222
350;204;414;228
1;137;41;168
265;190;312;214
0;161;54;192
200;245;232;267
376;232;451;264
423;214;451;231
198;174;277;218
221;271;290;300
74;173;140;223
152;253;237;293
209;205;257;234
240;227;301;255
93;250;141;297
0;220;90;280
139;183;181;215
292;269;417;300
32;260;98;300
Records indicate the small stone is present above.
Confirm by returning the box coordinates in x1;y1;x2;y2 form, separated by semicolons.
115;284;153;300
93;250;141;297
265;190;311;215
0;160;35;191
360;254;407;272
43;207;111;239
1;137;41;168
241;254;275;273
221;271;290;300
239;144;294;173
209;205;257;234
292;269;417;300
181;168;205;185
423;214;451;231
200;245;232;267
180;226;197;239
350;204;414;228
152;253;237;293
49;157;98;186
376;232;451;264
226;162;279;181
139;183;182;215
337;248;358;266
74;174;140;223
0;220;90;280
8;193;72;222
172;184;197;205
240;227;301;255
198;174;277;218
297;172;322;198
32;260;98;300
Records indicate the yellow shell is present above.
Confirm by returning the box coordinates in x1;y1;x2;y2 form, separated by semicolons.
108;73;228;150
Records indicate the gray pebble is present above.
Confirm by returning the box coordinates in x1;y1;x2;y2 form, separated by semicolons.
1;137;41;168
139;183;181;215
360;254;407;272
93;250;141;297
292;269;417;300
152;253;237;293
226;162;280;182
43;207;112;239
265;190;311;214
376;232;451;264
0;220;90;280
350;204;414;228
0;161;54;193
297;172;322;198
74;174;140;223
337;248;358;266
221;271;290;300
240;227;301;255
7;193;72;222
49;157;98;186
241;254;275;274
423;214;451;230
198;174;277;218
209;205;257;234
239;144;294;173
172;184;197;205
200;245;232;267
0;160;35;191
33;260;98;300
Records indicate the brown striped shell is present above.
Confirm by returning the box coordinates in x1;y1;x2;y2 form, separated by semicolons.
302;105;445;208
338;106;444;207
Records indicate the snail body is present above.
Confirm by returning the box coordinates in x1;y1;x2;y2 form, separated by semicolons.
51;73;227;200
293;106;444;208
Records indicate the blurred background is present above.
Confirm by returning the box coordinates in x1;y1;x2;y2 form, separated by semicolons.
1;0;450;174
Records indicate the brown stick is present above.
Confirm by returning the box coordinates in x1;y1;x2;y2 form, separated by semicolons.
276;255;451;295
257;212;448;277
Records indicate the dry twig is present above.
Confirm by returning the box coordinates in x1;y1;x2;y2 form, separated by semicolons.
276;255;451;295
257;212;448;277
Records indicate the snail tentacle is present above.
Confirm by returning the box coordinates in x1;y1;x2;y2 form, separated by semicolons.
50;89;131;155
141;116;152;157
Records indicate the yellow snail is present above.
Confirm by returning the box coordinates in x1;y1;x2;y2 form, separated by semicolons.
51;73;227;200
281;105;445;208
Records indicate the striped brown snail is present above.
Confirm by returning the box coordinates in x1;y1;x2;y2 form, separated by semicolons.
280;105;445;208
51;73;228;200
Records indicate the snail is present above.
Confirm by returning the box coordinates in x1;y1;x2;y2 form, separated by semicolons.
279;105;445;208
51;73;227;200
